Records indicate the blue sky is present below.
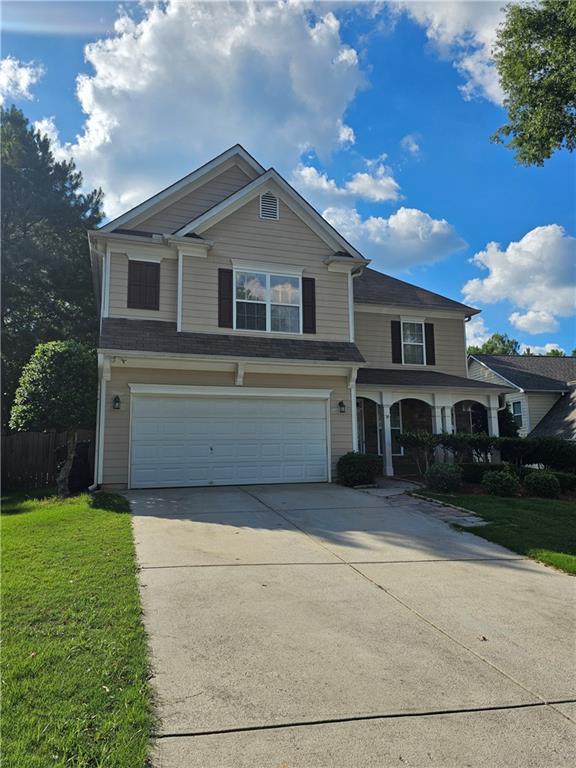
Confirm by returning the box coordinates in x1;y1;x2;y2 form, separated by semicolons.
2;1;574;353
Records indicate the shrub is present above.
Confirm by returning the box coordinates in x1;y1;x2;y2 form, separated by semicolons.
482;469;521;497
395;431;442;475
523;471;561;499
459;462;510;484
337;452;382;487
528;437;576;472
551;471;576;492
425;464;463;492
497;437;536;468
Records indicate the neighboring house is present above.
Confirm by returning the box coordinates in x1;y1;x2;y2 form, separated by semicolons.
89;145;509;489
468;355;576;439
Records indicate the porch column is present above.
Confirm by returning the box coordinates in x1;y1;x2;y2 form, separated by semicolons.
487;396;501;461
381;400;394;477
442;406;454;434
432;406;443;434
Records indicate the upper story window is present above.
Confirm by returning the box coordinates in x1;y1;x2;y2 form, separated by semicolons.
511;400;523;428
259;192;279;220
235;270;301;333
401;320;425;365
127;259;160;310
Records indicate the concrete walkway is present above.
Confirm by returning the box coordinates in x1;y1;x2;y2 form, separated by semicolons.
127;484;576;767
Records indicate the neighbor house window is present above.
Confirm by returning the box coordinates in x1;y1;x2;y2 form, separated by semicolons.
511;400;523;429
235;271;301;333
401;320;425;365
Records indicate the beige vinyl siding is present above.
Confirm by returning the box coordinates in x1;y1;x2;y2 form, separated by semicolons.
504;393;530;437
526;392;560;434
354;311;468;376
181;196;350;341
468;358;510;385
102;366;352;488
132;165;252;234
108;253;177;321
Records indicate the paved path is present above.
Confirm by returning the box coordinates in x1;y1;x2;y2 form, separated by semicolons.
126;484;576;767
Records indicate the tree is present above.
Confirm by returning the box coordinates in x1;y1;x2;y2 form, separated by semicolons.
10;342;97;496
545;348;566;356
492;0;576;165
498;404;519;438
468;333;520;356
1;106;103;428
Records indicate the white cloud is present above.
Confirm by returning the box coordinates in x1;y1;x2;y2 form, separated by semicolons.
396;1;507;105
465;316;492;348
519;342;566;356
400;134;420;155
0;56;44;105
44;1;364;219
323;205;467;268
509;310;559;335
291;161;401;208
463;225;576;334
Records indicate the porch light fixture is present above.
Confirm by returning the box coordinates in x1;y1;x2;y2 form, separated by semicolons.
338;400;346;414
112;395;121;410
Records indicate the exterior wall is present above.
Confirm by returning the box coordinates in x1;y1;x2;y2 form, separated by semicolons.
355;311;468;376
102;365;352;488
108;252;177;321
504;392;530;437
506;391;559;436
468;358;510;385
181;196;350;341
131;165;252;234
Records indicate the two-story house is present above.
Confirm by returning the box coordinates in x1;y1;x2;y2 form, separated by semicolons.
468;354;576;440
89;145;508;489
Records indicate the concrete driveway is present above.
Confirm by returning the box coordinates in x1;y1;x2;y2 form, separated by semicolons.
127;484;576;767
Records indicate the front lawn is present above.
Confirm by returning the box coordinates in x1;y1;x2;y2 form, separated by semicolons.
420;492;576;575
2;491;153;767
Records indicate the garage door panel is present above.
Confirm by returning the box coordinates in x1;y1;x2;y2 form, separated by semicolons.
130;395;329;488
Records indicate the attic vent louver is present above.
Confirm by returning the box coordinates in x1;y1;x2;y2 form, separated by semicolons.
259;192;279;220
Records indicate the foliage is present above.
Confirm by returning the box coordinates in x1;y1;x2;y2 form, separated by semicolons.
497;436;537;468
482;469;522;497
1;106;103;427
395;431;442;475
492;0;576;165
1;492;153;766
548;471;576;493
467;333;520;356
498;404;519;437
459;462;510;484
524;471;561;499
420;492;576;574
337;452;382;487
10;341;97;433
424;463;463;492
528;437;576;472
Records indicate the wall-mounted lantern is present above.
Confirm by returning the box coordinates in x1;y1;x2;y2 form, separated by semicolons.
338;400;346;414
112;395;121;410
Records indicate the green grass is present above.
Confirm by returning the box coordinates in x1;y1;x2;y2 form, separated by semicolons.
420;492;576;574
2;490;153;767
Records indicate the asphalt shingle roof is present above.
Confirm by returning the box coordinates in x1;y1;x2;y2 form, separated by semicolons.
472;355;576;392
354;267;479;316
529;384;576;440
100;318;365;363
357;368;509;390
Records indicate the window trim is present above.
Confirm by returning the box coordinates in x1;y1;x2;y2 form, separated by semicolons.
511;400;523;428
233;268;303;335
400;318;426;366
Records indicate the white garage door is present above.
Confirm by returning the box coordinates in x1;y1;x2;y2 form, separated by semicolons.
130;394;329;488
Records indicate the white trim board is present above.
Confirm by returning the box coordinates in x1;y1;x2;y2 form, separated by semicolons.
128;384;333;399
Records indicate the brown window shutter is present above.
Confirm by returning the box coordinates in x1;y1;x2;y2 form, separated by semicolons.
391;320;402;363
218;268;233;328
302;277;316;334
127;260;160;310
425;323;436;365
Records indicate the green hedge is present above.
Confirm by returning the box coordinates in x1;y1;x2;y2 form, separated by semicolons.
459;462;510;484
337;452;382;487
425;464;463;492
524;471;561;499
482;470;521;497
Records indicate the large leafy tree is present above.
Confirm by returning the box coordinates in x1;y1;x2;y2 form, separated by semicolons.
468;333;520;356
1;106;103;427
10;342;97;495
492;0;576;165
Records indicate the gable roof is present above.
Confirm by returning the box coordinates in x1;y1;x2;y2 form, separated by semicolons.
470;354;576;392
529;383;576;440
354;267;480;316
99;145;264;233
173;168;369;262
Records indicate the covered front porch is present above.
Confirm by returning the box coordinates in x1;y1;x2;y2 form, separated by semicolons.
354;369;509;477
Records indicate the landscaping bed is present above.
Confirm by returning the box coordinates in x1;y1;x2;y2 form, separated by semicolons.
2;490;153;767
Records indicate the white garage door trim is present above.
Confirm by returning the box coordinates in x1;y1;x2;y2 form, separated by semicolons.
128;384;332;489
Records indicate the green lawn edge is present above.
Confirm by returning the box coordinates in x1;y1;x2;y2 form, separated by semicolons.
2;490;154;767
416;491;576;575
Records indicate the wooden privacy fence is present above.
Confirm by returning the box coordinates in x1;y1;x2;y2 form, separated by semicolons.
1;430;95;491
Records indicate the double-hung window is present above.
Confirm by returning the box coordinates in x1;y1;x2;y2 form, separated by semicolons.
511;400;523;429
401;320;426;365
235;270;302;333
